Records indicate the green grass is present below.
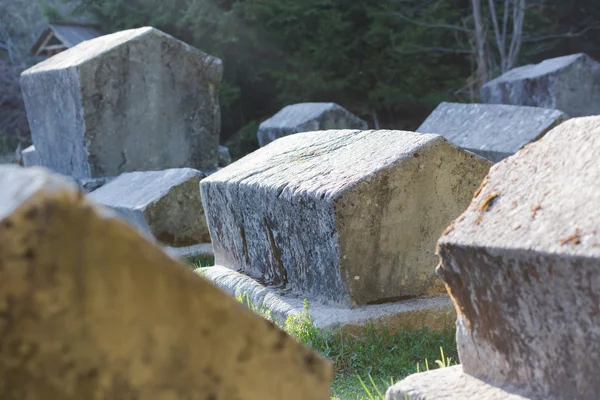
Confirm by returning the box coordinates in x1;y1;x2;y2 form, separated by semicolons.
236;294;458;399
194;263;457;399
190;254;215;269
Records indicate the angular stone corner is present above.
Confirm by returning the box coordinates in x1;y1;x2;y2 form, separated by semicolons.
417;102;567;162
21;26;222;180
481;53;600;117
90;168;209;247
0;164;332;399
22;144;41;167
257;102;368;147
386;366;532;400
198;266;456;334
436;116;600;399
201;129;491;306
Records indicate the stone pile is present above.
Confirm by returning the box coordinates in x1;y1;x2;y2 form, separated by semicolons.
417;102;567;162
481;53;600;117
257;102;367;147
200;129;491;333
0;164;332;399
387;116;600;399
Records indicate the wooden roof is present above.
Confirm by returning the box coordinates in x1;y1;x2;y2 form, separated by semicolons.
31;21;103;56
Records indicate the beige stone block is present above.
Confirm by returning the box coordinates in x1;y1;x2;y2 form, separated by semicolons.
0;165;332;400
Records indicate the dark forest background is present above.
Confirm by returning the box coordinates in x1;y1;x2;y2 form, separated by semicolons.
1;0;599;159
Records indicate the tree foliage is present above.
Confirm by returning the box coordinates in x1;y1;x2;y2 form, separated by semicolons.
1;0;598;156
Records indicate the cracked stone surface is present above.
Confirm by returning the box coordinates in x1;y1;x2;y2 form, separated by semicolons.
89;168;209;247
257;102;368;147
481;53;600;117
21;26;222;180
201;129;491;306
0;164;332;400
417;102;567;162
436;116;600;400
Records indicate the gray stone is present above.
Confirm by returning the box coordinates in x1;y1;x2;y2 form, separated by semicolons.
201;129;491;306
436;116;600;399
417;102;567;162
386;366;534;400
21;26;222;180
257;102;368;147
165;243;214;261
198;266;456;334
481;53;600;117
19;145;112;191
21;144;41;167
89;168;209;247
218;145;232;167
0;164;332;400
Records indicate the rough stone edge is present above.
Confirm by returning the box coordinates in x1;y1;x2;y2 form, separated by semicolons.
386;365;537;400
165;243;214;261
197;265;455;334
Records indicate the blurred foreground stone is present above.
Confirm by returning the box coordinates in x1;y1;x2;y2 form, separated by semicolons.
0;165;332;400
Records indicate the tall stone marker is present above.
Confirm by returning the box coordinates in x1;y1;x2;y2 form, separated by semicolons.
387;116;600;400
201;129;491;306
481;53;600;117
257;102;367;147
417;102;567;162
21;27;222;180
0;165;332;399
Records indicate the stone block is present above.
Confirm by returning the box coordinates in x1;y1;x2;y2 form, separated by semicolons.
481;53;600;117
0;164;332;399
201;129;491;306
257;102;367;147
417;102;567;162
218;145;232;167
22;144;41;167
89;168;209;247
436;116;600;399
21;26;222;180
199;266;456;335
80;176;113;193
386;366;532;400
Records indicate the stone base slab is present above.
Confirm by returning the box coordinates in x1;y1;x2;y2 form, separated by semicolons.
197;265;455;334
386;365;539;400
165;243;214;261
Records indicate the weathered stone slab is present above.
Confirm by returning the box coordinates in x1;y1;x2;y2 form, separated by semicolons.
199;265;456;334
257;102;367;147
0;164;332;399
22;144;40;167
481;53;600;117
201;129;491;306
21;26;222;180
436;116;600;399
386;366;533;400
417;102;567;162
90;168;209;247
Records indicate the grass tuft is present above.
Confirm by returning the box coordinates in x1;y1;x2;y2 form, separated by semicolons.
234;293;458;399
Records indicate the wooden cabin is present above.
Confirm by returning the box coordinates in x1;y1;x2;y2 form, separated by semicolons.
31;21;103;58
